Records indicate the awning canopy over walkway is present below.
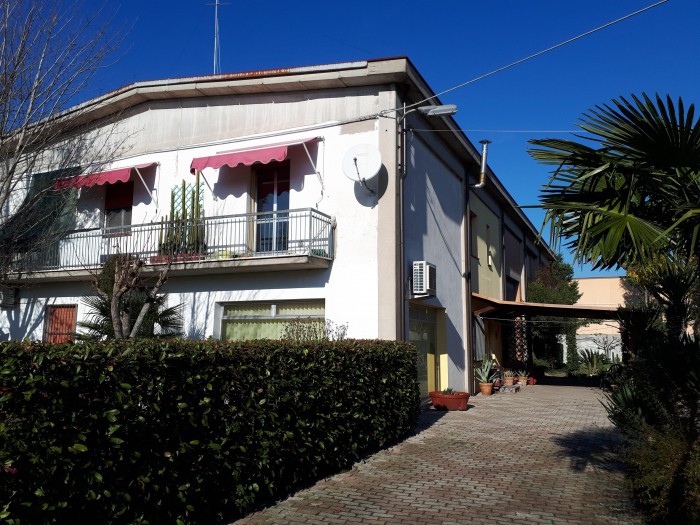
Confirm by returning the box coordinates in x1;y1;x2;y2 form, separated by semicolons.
472;292;621;320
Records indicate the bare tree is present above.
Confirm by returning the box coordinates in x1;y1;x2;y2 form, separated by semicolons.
0;0;123;279
592;334;620;360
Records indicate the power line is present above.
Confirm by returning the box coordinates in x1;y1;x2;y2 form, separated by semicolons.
411;128;578;134
382;0;671;117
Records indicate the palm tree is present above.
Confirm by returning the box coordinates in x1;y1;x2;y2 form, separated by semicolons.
77;255;183;340
529;93;700;270
78;291;183;340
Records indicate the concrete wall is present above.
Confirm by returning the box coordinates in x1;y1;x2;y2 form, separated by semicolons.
570;276;627;362
402;127;467;391
575;277;626;336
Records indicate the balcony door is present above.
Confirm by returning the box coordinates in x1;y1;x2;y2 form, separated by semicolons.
255;164;289;253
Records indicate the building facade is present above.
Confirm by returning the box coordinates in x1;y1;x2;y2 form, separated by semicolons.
0;58;552;395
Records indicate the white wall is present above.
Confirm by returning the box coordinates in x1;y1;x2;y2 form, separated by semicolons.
0;282;92;341
4;94;387;342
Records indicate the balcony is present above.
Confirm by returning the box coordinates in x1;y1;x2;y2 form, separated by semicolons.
11;208;334;281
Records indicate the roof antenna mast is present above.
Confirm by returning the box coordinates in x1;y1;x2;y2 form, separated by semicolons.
209;0;229;74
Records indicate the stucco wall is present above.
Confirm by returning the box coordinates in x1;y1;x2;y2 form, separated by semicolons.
1;88;393;341
575;277;626;336
402;130;467;390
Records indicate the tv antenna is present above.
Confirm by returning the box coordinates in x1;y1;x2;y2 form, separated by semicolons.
208;0;229;74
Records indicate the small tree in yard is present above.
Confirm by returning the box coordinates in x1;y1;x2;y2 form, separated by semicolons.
592;334;620;360
527;254;582;368
79;255;183;340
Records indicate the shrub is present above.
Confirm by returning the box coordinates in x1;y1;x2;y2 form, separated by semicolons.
578;349;605;376
624;424;700;524
0;339;420;523
603;337;700;523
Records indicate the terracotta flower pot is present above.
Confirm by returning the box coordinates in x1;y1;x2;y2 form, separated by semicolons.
518;376;528;385
504;377;515;386
429;391;470;411
478;382;493;396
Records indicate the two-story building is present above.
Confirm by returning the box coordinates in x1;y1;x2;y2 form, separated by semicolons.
0;57;554;395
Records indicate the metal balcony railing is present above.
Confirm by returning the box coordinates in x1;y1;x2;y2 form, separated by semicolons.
15;208;334;273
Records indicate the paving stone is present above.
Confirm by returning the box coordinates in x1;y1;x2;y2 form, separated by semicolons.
233;385;640;525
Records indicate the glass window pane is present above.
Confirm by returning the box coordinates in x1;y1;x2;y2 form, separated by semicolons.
223;303;272;317
276;301;324;316
223;319;285;340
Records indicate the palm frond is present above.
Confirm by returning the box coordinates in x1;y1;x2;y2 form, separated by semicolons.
530;93;700;268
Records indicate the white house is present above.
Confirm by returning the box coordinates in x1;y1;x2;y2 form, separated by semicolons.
0;58;554;396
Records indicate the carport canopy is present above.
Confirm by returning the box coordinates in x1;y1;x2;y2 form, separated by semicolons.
472;292;621;320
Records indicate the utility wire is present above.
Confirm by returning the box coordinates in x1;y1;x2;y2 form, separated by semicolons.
383;0;671;116
411;128;578;134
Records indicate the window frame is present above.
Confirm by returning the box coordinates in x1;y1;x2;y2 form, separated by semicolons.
43;304;78;343
219;300;325;341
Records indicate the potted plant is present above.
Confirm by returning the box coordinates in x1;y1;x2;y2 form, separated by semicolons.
516;370;529;385
152;174;208;264
429;387;470;411
475;360;497;396
503;370;516;386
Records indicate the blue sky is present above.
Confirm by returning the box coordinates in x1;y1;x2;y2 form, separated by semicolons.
83;0;698;277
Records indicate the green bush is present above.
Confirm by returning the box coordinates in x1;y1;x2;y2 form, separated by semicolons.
624;425;700;524
0;339;420;524
603;338;700;523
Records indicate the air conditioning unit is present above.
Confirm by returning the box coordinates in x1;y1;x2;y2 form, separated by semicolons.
0;287;17;308
412;261;436;296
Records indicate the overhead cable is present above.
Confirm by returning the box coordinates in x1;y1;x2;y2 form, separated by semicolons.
382;0;671;117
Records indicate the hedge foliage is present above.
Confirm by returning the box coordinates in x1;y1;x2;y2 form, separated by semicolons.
0;339;420;524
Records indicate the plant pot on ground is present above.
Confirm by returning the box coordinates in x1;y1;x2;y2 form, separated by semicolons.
503;370;516;386
516;370;529;385
475;360;498;396
429;387;470;411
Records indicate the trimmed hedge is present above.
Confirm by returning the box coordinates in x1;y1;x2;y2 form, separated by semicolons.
0;339;420;523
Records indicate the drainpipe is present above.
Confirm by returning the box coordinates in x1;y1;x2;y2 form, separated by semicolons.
462;168;472;393
397;98;407;341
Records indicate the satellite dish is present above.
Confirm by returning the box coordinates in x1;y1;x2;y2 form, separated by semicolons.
342;144;382;192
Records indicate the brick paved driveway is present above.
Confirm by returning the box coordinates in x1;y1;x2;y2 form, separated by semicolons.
234;385;639;525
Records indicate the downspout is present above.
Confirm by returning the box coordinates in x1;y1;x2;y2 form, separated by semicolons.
398;99;407;341
462;169;471;393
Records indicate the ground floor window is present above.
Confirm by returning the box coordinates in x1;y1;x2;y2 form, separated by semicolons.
43;305;77;343
221;300;324;340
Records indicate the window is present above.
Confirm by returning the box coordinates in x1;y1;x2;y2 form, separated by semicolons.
469;212;478;260
44;305;77;343
221;300;324;340
505;277;520;302
104;181;134;232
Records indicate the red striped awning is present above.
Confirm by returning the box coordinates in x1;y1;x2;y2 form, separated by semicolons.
190;138;319;174
54;162;158;189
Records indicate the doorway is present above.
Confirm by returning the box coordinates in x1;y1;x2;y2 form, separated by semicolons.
255;164;289;253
